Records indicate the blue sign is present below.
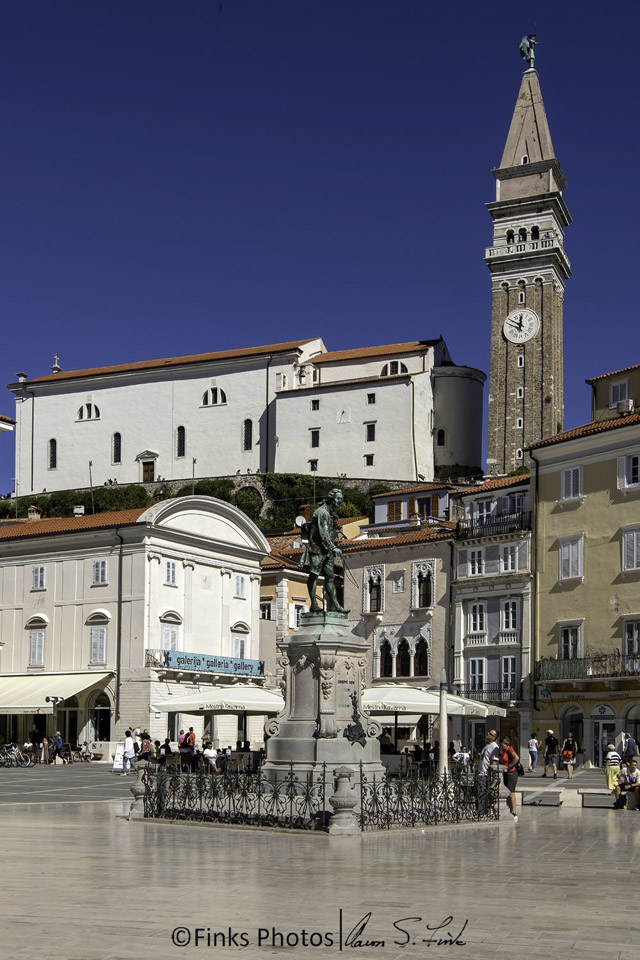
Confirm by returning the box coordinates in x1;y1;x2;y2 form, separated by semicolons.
161;650;264;677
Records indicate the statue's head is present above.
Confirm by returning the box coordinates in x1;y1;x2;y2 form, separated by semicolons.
325;487;344;507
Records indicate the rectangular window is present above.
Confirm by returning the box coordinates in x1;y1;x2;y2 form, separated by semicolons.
260;602;276;620
232;635;246;659
367;393;376;405
501;656;517;690
468;658;485;690
469;549;484;576
390;361;399;375
92;559;108;585
476;500;493;524
364;454;374;466
311;399;320;411
470;603;485;633
309;459;318;472
32;566;46;590
386;500;402;522
503;600;518;631
559;537;582;581
417;497;431;518
29;630;45;667
90;626;107;664
561;625;580;659
501;544;517;572
366;423;376;442
623;529;640;571
369;580;381;612
310;429;320;448
618;455;640;490
162;625;178;651
164;560;177;586
625;620;640;656
561;467;582;501
610;379;629;407
294;604;305;628
234;575;246;599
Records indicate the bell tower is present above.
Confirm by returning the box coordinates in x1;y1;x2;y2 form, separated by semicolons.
486;42;571;474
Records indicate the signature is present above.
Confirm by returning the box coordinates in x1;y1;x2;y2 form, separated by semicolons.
342;912;468;949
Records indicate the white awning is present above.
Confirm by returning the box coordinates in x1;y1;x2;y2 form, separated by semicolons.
0;673;112;715
151;685;285;716
362;684;506;718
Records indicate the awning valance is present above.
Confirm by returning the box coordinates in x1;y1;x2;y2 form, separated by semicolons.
0;673;112;715
151;685;285;715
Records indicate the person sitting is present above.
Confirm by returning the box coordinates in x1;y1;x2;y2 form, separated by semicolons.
452;746;471;768
203;742;218;772
614;760;640;809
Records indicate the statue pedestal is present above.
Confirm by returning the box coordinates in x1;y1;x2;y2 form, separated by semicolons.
262;612;384;781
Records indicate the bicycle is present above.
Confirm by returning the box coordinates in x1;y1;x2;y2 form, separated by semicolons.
72;742;93;763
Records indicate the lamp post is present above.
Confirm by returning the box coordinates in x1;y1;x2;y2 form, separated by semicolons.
88;461;95;514
438;667;449;776
45;695;64;741
192;458;197;495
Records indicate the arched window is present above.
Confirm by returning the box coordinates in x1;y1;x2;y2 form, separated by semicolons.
518;228;527;242
506;230;515;244
397;639;411;677
437;429;445;447
87;612;110;664
26;616;48;667
415;638;430;677
243;419;253;452
48;438;57;470
380;641;393;677
231;621;250;659
381;362;408;377
417;569;433;608
160;611;182;652
202;388;227;406
77;403;100;421
176;426;186;458
531;225;540;241
112;432;121;464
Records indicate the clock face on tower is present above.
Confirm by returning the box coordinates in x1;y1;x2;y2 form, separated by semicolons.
503;308;540;343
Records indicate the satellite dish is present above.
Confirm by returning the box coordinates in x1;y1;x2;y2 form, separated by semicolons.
295;515;306;528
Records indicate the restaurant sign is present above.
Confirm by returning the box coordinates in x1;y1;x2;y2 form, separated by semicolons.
161;650;264;677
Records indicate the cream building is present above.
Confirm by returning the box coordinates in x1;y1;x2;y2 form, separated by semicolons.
0;496;270;755
529;391;640;766
7;337;485;496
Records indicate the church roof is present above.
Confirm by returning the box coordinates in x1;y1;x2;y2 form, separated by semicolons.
308;340;442;365
22;339;320;385
499;70;556;169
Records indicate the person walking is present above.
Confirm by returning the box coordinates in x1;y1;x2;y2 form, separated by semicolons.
475;730;499;814
561;733;578;780
622;732;637;769
604;743;622;791
498;736;520;822
528;733;541;773
51;731;64;764
542;729;560;779
122;730;136;776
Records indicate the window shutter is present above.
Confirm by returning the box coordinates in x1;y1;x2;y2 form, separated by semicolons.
90;626;106;663
562;470;571;500
431;495;439;517
270;602;277;621
162;625;178;651
624;531;639;571
232;635;245;658
288;604;297;629
30;630;44;666
618;457;628;490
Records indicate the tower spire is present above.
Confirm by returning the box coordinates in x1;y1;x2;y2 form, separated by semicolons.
500;68;556;169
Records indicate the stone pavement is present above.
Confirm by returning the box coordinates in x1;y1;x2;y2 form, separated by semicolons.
1;764;640;960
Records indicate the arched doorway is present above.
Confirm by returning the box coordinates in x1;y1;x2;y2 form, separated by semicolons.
87;691;112;742
562;705;584;752
59;696;79;746
397;639;411;677
379;641;393;678
625;704;640;746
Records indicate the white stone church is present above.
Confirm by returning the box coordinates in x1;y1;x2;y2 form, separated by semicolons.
8;335;484;495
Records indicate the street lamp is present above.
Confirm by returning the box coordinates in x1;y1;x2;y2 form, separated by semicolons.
192;458;197;495
45;695;64;740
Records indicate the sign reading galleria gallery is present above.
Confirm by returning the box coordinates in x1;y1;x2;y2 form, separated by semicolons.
161;650;264;677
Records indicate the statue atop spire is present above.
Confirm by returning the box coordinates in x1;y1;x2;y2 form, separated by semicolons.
519;33;538;72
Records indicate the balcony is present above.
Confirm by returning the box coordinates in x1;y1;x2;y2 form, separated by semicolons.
459;683;522;703
535;653;640;683
457;512;531;540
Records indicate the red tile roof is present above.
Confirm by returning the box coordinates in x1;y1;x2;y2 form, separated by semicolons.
0;508;147;540
371;483;451;499
453;474;530;495
529;414;640;450
22;339;319;385
261;551;303;572
278;526;454;558
308;340;441;365
0;413;14;424
586;363;640;384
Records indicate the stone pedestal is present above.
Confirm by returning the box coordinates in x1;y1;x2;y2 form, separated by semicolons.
262;611;384;781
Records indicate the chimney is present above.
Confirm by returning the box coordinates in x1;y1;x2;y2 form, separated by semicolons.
27;505;42;521
16;372;28;383
73;505;85;517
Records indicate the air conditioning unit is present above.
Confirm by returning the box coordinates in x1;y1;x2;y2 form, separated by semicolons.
617;399;633;415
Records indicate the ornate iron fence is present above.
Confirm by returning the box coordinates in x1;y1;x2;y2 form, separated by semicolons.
141;763;500;832
143;763;328;830
358;767;500;830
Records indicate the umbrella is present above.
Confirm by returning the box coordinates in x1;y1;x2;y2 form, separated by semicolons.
362;684;506;718
151;685;285;715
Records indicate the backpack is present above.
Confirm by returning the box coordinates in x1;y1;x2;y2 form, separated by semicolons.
133;741;140;754
613;793;627;809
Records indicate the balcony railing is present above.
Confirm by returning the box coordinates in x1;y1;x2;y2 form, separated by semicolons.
535;654;640;682
459;683;522;703
457;512;531;540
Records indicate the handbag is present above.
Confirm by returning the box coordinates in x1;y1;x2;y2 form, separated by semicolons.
515;761;525;776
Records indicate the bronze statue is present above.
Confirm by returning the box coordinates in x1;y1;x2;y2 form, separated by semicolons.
519;34;538;71
299;488;348;614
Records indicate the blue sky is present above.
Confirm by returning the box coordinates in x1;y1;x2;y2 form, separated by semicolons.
1;1;639;493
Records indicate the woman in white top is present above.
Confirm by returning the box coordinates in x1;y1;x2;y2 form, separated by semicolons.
605;743;622;790
528;735;541;773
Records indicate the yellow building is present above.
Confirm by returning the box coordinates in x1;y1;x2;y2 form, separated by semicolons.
530;376;640;767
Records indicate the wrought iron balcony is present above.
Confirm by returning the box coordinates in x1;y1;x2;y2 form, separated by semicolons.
535;654;640;682
457;512;531;540
458;683;522;703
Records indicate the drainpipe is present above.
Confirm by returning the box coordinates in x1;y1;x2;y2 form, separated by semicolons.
264;355;274;474
529;449;541;711
114;529;124;723
409;380;418;480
